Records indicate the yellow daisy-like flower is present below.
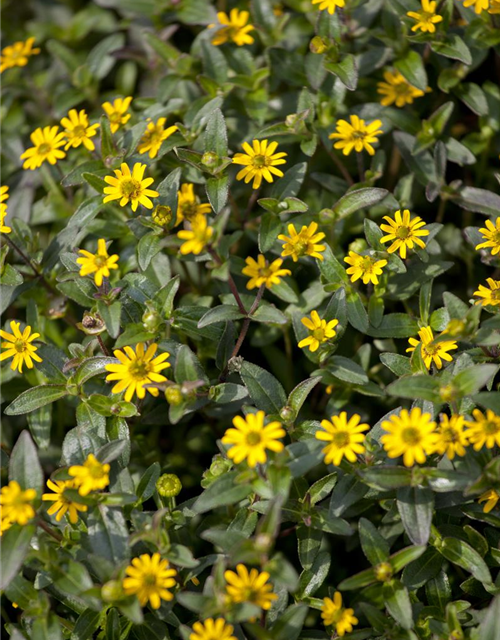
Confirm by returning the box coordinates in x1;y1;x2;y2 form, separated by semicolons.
61;109;100;151
210;9;255;47
221;411;286;468
344;251;388;285
464;409;500;450
321;592;358;637
123;553;177;609
475;218;500;255
1;509;13;536
379;209;429;259
232;139;287;190
298;310;338;353
176;183;212;224
478;489;500;513
76;238;119;287
0;321;42;373
0;481;36;527
0;37;40;73
242;254;291;290
407;0;444;32
488;0;500;12
103;162;159;212
329;115;383;156
102;96;132;133
68;454;110;497
311;0;345;14
177;214;214;255
462;0;489;12
406;326;458;370
434;415;469;460
138;118;178;159
278;222;326;262
42;479;88;524
473;278;500;307
224;564;278;610
0;186;11;234
105;343;170;402
20;126;66;170
190;619;237;640
381;408;438;467
315;412;369;466
377;70;426;108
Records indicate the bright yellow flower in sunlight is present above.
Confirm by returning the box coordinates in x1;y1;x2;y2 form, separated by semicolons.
103;162;159;212
77;238;119;287
68;454;110;496
61;109;100;151
211;9;255;46
105;343;170;402
406;326;457;370
321;592;358;637
478;489;500;513
176;183;212;224
380;209;429;259
190;618;237;640
298;310;338;353
316;412;369;466
222;411;285;467
473;278;500;307
344;251;387;285
0;37;40;73
311;0;345;14
377;70;426;107
434;415;469;459
462;0;489;12
177;214;214;255
381;408;438;467
0;186;11;234
464;409;500;450
329;115;383;156
42;479;88;523
123;553;177;609
20;126;66;170
407;0;443;32
138;118;178;159
278;222;326;262
242;254;291;290
0;321;42;373
0;481;36;526
475;218;500;255
102;96;132;133
224;564;278;609
233;139;287;190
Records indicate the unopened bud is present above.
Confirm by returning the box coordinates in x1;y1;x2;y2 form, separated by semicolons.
101;580;123;602
374;562;393;582
156;473;182;498
279;406;295;424
202;151;219;168
310;35;329;54
152;205;173;227
439;384;458;403
210;455;232;478
165;385;183;406
142;308;160;331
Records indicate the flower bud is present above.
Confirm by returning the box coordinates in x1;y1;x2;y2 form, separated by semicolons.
374;562;393;582
439;383;458;403
202;151;219;168
349;238;368;254
210;455;232;478
101;580;123;602
165;385;183;406
310;36;329;54
279;405;295;424
142;307;161;332
152;205;173;227
156;473;182;498
445;319;465;337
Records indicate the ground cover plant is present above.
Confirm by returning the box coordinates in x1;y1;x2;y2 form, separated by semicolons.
2;0;500;638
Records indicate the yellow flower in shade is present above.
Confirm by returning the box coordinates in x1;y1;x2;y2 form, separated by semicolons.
176;183;212;224
242;254;291;290
102;96;132;133
0;37;40;73
0;186;11;234
222;411;286;468
123;553;177;609
488;0;500;12
0;481;36;527
344;252;387;285
1;509;13;536
473;278;500;307
177;214;214;255
61;109;100;151
377;70;426;108
190;619;237;640
407;0;443;32
298;310;338;353
278;222;326;262
462;0;489;12
211;9;255;46
224;564;278;609
232;140;287;190
42;479;88;524
105;343;170;402
20;126;66;170
68;454;110;496
434;415;469;459
0;321;42;373
329;115;383;156
406;326;458;370
381;408;438;467
379;209;429;259
321;592;358;637
311;0;345;14
103;162;159;212
478;489;500;513
475;218;500;255
77;238;119;287
464;409;500;450
315;412;369;466
138;118;178;159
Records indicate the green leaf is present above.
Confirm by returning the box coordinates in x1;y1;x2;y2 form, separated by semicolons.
240;361;287;414
27;404;52;450
346;290;369;332
338;565;376;590
383;579;413;629
210;383;248;404
367;313;419;338
431;35;472;64
297;525;322;570
71;608;101;640
308;473;337;506
137;232;161;271
453;364;498;396
175;344;209;384
198;305;245;328
0;525;35;589
319;245;349;285
100;115;115;159
5;384;68;416
298;551;330;597
439;537;492;585
258;211;282;253
329;474;368;517
332;188;388;218
359;517;390;565
272;163;307;200
390;545;427;572
206;175;228;213
328;356;369;385
157;167;182;215
324;54;358;91
480;595;500;640
201;40;228;84
402;548;443;589
82;172;107;194
287;377;321;415
204;108;228;157
135;462;161;504
395;50;427;92
9;430;43;494
86;395;138;418
271;604;308;640
97;300;121;339
397;487;434;545
359;467;413;490
96;440;129;465
73;357;117;387
85;505;130;564
192;471;253;514
386;375;441;403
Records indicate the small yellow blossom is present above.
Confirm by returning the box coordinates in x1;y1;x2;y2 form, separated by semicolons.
380;209;429;259
329;115;383;156
475;218;500;255
473;278;500;307
211;9;255;47
233;139;287;190
0;321;42;373
344;251;387;285
76;238;119;287
103;162;159;212
224;564;277;609
377;70;426;107
176;183;212;224
488;0;500;12
190;619;237;640
222;411;285;467
20;126;66;170
434;415;469;459
407;0;443;32
381;408;438;467
278;222;326;262
68;454;110;496
123;553;177;609
462;0;489;12
316;412;369;466
464;409;500;450
311;0;345;14
102;97;132;133
406;326;458;370
242;254;291;290
177;214;214;255
0;186;11;234
42;479;88;523
298;310;338;353
478;489;500;513
1;37;40;73
0;481;36;528
1;509;13;536
138;118;178;159
321;592;358;637
61;109;100;151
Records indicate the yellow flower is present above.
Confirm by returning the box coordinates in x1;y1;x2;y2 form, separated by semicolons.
76;238;119;287
377;70;426;107
381;408;438;467
478;489;500;513
329;115;383;156
20;126;66;170
61;109;100;151
1;509;13;536
103;162;159;212
434;415;469;459
68;454;110;496
407;0;443;33
278;222;326;262
473;278;500;307
42;479;88;524
379;209;429;259
0;481;36;526
311;0;345;14
344;251;387;285
0;186;11;234
102;96;132;133
0;37;40;73
406;326;458;370
233;139;287;190
190;619;237;640
176;183;212;224
0;321;42;373
224;564;278;609
462;0;489;12
123;553;177;609
221;411;286;467
177;214;214;255
316;412;369;466
475;218;500;255
242;254;291;290
488;0;500;12
321;592;358;637
105;343;170;402
211;9;255;46
464;409;500;450
138;118;178;159
298;310;338;353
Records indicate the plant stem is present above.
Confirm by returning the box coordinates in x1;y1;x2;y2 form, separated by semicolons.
320;138;354;186
207;247;247;314
37;518;63;542
3;234;40;277
97;334;110;356
356;152;365;182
